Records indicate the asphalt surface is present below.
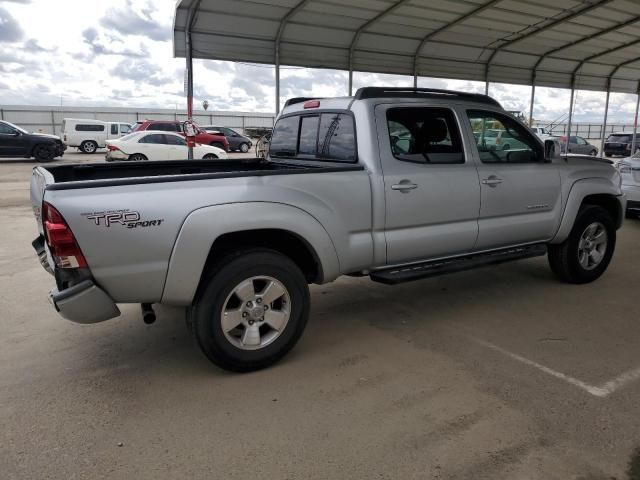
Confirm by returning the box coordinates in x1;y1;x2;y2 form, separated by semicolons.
2;150;640;479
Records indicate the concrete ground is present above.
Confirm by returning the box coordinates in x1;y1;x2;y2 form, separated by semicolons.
1;150;640;480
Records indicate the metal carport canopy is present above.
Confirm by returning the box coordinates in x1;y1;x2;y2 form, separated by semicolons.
174;0;640;97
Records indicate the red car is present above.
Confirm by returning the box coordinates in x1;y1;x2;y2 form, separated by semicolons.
132;120;229;151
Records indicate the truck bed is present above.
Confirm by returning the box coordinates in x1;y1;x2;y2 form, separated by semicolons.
40;158;363;190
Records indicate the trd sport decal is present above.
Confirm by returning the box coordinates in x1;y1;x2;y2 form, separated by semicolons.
81;209;164;229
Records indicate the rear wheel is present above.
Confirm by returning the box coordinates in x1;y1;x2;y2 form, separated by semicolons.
80;140;98;154
128;153;148;161
33;144;55;162
240;143;250;153
590;149;597;156
191;249;310;372
548;205;615;284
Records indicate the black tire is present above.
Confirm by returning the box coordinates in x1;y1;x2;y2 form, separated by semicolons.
80;140;98;154
32;144;55;162
548;205;616;284
191;249;310;372
589;149;597;156
240;143;250;153
128;153;148;161
202;153;218;159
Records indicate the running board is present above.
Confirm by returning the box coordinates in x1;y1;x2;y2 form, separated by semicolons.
370;244;547;285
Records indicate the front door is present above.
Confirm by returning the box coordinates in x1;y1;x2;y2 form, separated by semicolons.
0;122;27;156
376;105;481;265
465;110;562;250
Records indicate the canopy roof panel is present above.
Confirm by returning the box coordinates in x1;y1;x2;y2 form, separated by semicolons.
174;0;640;93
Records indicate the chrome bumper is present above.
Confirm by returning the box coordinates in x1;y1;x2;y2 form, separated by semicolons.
49;280;120;324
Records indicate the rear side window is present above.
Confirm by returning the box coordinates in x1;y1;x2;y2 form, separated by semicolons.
120;124;132;134
165;134;186;146
139;134;166;144
386;107;464;164
75;124;104;132
270;112;356;162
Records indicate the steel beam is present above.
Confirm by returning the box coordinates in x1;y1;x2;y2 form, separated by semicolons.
185;0;200;161
413;0;501;80
484;0;611;75
565;77;576;154
529;83;536;126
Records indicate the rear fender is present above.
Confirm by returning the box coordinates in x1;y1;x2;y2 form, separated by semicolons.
161;202;340;305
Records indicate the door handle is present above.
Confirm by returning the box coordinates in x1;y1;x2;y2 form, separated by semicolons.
391;180;418;192
481;176;503;187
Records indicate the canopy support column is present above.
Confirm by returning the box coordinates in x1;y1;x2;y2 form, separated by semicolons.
632;82;640;155
600;79;611;158
348;52;353;96
565;77;576;155
275;44;281;114
185;6;195;161
529;84;536;126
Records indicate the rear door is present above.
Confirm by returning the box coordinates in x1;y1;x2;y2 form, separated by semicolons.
376;104;481;264
465;109;562;249
136;133;170;160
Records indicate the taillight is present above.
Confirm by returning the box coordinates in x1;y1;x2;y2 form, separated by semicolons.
63;135;67;142
107;145;120;151
43;202;87;269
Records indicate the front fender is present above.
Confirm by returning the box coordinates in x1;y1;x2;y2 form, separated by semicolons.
161;202;340;305
551;178;624;244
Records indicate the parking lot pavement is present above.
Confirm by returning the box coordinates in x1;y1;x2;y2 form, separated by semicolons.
2;152;640;480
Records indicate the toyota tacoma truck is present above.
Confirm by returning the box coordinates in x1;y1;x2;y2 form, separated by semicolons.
30;87;625;372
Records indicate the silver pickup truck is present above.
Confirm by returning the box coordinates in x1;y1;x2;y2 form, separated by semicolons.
30;87;625;372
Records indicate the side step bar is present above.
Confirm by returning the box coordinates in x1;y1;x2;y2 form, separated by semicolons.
370;244;547;285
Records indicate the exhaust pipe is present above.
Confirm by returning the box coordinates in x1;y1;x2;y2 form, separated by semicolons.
141;303;156;324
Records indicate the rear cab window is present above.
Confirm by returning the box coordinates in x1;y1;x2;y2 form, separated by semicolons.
269;112;356;162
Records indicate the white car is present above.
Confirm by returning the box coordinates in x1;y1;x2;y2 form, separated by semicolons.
530;126;553;140
62;118;132;154
618;151;640;217
105;131;228;162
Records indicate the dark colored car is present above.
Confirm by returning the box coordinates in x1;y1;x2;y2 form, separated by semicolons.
201;126;253;153
604;132;638;157
559;135;598;156
0;120;66;162
132;120;229;151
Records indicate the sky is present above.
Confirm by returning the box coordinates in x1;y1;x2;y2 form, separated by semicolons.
0;0;638;123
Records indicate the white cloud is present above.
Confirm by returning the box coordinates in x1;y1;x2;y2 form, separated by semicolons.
0;0;637;124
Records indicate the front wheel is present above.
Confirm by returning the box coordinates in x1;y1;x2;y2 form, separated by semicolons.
590;149;598;156
548;205;616;284
33;144;55;162
191;249;310;372
80;140;98;154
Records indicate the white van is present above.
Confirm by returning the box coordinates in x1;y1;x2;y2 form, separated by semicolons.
61;118;133;153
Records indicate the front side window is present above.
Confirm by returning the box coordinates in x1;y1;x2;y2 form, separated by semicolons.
111;124;118;135
165;134;186;146
149;123;172;132
120;124;132;134
467;110;543;164
386;107;464;164
0;122;16;135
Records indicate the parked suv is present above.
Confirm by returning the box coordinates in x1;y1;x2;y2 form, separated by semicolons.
202;126;253;152
0;120;65;161
30;87;625;372
132;120;229;151
604;132;638;157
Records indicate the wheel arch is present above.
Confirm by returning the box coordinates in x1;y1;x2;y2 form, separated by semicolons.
161;202;340;305
551;179;624;244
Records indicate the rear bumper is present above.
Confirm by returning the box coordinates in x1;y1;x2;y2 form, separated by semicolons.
49;280;120;324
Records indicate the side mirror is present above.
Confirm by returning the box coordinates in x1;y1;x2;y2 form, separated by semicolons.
544;138;561;162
